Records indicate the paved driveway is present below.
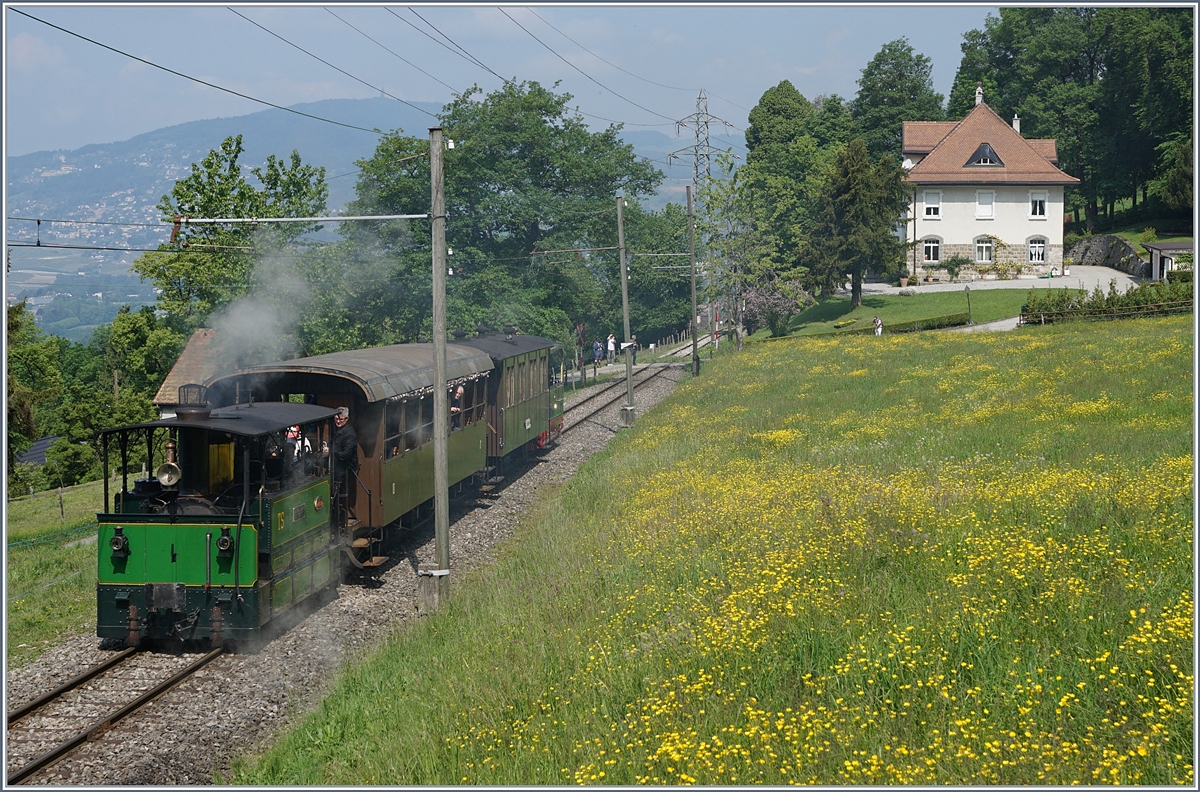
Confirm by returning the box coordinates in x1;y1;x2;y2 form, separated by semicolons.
858;265;1142;298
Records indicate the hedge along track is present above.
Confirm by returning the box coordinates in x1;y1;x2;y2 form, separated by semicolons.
561;363;682;433
6;647;223;784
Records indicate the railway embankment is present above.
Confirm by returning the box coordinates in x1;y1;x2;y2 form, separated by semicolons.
5;365;684;785
233;316;1192;786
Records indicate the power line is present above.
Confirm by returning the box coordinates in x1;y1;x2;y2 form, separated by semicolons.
405;7;509;84
228;8;437;119
8;242;169;254
525;8;693;93
498;8;676;123
10;8;383;135
524;8;750;113
384;7;672;130
323;8;457;93
7;217;164;228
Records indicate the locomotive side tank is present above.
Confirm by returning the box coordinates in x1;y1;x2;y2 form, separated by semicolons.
96;398;340;647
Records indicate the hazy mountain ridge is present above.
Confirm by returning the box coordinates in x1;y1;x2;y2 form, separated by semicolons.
6;98;708;250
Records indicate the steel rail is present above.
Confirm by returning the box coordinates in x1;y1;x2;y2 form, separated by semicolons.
7;647;224;785
6;648;139;726
563;365;661;418
561;365;673;432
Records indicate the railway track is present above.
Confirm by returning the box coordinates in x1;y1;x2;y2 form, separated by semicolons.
561;363;679;432
6;647;223;785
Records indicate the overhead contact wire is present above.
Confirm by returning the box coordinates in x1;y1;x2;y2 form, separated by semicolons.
324;8;457;92
497;8;676;123
9;8;383;135
228;8;436;119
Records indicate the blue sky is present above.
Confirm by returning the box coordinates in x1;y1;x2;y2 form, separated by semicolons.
5;3;998;157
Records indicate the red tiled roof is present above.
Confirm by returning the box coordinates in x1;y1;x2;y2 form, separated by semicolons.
902;122;957;154
153;329;227;406
1026;138;1059;164
903;103;1077;185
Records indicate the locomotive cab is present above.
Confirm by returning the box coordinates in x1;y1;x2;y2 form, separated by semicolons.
96;388;341;648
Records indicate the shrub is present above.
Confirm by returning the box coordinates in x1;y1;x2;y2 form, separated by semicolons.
1022;279;1193;323
1139;227;1159;244
942;255;969;281
744;280;813;338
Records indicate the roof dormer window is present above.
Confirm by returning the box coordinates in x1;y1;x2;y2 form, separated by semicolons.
966;142;1003;167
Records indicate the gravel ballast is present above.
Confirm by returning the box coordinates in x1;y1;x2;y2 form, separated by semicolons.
5;368;684;785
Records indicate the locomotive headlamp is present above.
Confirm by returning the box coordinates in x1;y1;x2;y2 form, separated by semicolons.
216;526;235;558
110;526;130;558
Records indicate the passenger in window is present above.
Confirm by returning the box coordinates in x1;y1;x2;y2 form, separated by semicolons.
451;384;464;429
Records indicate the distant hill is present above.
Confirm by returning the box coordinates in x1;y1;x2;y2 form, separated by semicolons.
5;97;735;301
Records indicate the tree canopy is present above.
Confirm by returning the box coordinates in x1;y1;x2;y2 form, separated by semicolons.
134;135;328;330
802;139;908;308
339;81;669;347
851;38;945;160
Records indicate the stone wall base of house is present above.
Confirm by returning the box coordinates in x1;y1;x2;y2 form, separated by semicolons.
914;243;1064;279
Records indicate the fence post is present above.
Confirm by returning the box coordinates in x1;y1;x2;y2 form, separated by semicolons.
58;486;65;522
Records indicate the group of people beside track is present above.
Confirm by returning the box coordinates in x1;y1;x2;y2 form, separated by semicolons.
590;333;639;368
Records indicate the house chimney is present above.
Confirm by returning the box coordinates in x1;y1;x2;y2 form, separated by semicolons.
975;82;983;106
1012;114;1020;134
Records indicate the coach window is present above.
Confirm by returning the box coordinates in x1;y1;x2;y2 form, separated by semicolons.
505;364;514;407
469;379;483;425
385;402;403;459
519;361;527;402
419;394;433;446
402;399;420;452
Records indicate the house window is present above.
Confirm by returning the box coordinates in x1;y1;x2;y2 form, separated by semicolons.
923;238;941;262
923;192;941;218
976;191;995;219
1030;192;1047;218
1028;238;1046;263
975;237;994;263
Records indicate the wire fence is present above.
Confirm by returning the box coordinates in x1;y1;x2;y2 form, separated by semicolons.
8;522;99;550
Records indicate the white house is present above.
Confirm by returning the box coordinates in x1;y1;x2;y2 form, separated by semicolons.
903;86;1079;278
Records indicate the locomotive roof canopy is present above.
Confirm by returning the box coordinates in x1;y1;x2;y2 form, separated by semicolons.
205;343;495;404
98;402;339;440
457;333;561;360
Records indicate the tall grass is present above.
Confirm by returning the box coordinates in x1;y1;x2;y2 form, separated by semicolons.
6;479;107;667
234;316;1192;785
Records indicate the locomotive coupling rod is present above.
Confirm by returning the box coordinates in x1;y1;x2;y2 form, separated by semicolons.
7;647;224;785
6;647;138;725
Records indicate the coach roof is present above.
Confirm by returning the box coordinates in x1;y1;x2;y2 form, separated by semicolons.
206;343;494;403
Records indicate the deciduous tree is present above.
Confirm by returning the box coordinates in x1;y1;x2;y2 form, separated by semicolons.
852;38;945;160
135;135;327;329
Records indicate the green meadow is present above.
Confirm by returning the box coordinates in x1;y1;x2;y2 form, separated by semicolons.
232;315;1193;785
6;480;105;667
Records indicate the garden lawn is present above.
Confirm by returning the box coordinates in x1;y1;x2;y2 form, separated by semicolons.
233;315;1193;786
786;288;1049;336
6;479;106;668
